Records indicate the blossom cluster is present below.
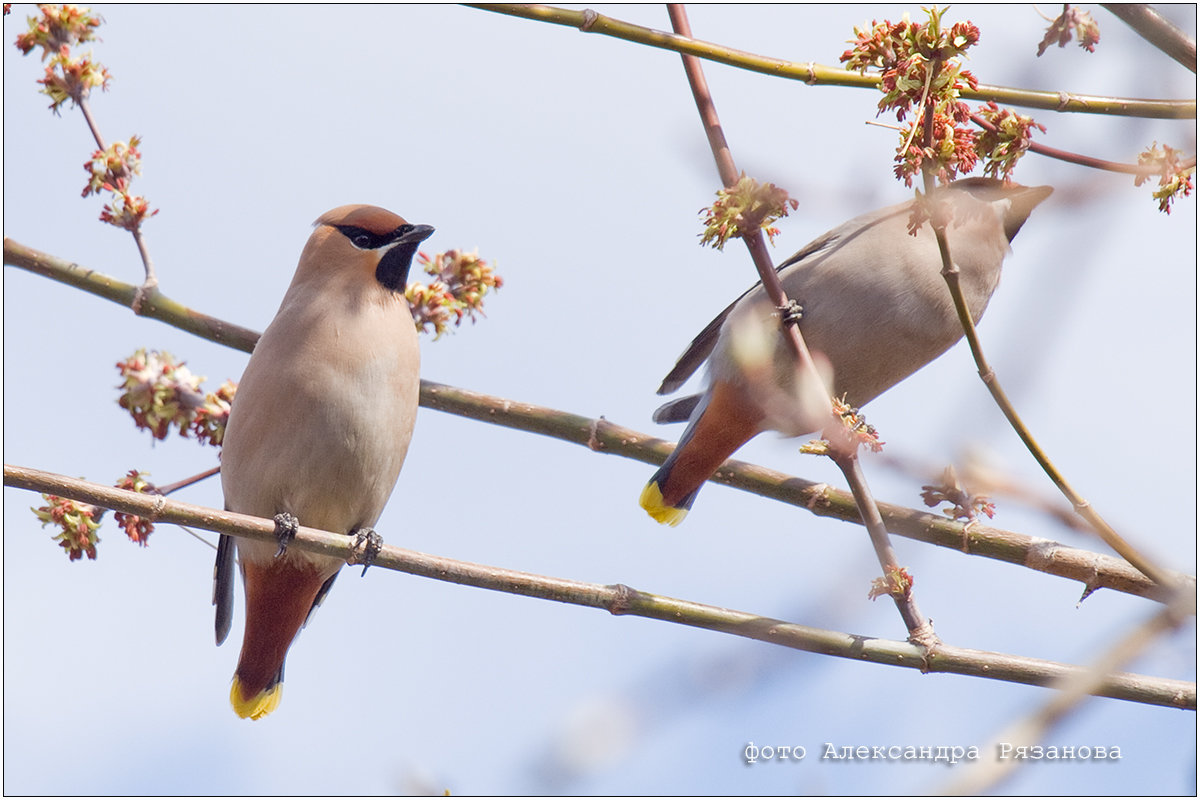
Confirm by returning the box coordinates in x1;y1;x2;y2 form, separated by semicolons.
1036;5;1100;56
698;174;798;251
115;348;229;445
841;7;1045;186
920;465;996;522
14;4;157;232
868;565;914;601
406;249;503;338
33;493;101;561
1135;142;1195;215
32;469;160;560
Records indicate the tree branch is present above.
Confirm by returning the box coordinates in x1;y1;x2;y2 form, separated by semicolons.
5;237;1193;605
4;237;258;352
945;598;1194;793
666;3;934;644
1102;3;1197;73
5;463;1194;710
467;4;1196;119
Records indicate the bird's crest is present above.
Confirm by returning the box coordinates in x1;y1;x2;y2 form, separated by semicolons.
314;204;410;234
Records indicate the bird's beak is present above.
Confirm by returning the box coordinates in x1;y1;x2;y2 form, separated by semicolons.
400;224;436;245
1002;185;1053;241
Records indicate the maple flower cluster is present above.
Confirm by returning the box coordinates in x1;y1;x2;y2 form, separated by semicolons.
1135;142;1195;215
14;4;158;233
33;494;101;561
115;348;230;445
15;4;105;110
841;7;985;186
699;174;799;251
800;396;885;458
868;565;914;601
113;469;155;545
973;102;1047;182
1037;5;1101;56
920;465;996;522
841;7;1058;187
405;249;503;339
32;469;159;560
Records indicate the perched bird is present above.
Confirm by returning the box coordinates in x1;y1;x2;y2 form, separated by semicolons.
640;178;1052;526
214;205;433;719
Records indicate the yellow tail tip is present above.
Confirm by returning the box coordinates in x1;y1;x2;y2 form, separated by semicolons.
230;677;283;720
639;481;688;527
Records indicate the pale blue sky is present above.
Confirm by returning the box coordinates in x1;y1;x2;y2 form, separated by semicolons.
4;4;1195;795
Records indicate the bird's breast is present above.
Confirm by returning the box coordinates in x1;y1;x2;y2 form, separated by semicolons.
220;294;420;545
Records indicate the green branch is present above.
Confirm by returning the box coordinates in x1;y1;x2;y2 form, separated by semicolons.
4;237;258;352
468;4;1195;119
5;463;1194;710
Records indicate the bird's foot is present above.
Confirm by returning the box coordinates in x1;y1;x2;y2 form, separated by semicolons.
779;300;804;327
350;527;384;577
272;512;300;558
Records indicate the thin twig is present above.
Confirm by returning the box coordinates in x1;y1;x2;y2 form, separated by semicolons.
130;228;159;312
74;95;159;308
943;597;1193;793
666;3;935;645
156;466;221;496
76;96;106;151
467;4;1196;119
970;112;1198;175
4;463;1194;710
919;89;1186;604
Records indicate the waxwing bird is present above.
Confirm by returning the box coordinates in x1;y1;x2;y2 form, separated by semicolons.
214;205;433;719
641;178;1052;526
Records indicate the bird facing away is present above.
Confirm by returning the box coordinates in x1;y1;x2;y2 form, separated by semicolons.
640;178;1052;526
215;205;433;719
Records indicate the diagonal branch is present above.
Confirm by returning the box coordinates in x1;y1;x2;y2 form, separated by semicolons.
916;86;1184;599
944;597;1193;793
467;4;1196;119
4;237;258;351
1102;3;1197;73
4;463;1194;711
668;2;934;644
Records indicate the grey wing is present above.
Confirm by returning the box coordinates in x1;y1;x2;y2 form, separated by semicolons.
655;229;841;396
214;532;236;645
652;393;702;424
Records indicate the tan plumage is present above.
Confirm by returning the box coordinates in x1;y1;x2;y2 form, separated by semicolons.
214;204;433;719
641;178;1052;525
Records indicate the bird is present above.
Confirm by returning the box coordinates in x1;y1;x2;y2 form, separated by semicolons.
214;204;433;719
640;177;1052;526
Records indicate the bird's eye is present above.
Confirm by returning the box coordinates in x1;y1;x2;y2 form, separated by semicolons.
353;233;372;248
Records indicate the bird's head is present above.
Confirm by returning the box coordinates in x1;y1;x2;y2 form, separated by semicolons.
300;204;435;292
944;177;1053;242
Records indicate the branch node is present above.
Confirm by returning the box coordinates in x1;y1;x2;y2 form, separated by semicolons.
587;416;604;451
579;8;598;32
908;622;940;654
958;521;971;553
605;582;637;615
148;492;167;521
131;281;157;314
804;61;818;85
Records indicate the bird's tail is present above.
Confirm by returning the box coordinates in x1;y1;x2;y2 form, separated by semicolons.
639;380;761;526
230;554;335;720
